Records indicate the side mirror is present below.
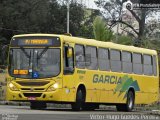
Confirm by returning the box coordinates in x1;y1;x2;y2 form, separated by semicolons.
67;48;73;58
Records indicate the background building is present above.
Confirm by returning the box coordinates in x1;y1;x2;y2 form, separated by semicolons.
112;10;139;38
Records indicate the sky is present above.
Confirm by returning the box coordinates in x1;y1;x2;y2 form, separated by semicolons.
78;0;98;9
85;0;160;22
85;0;98;9
76;0;160;23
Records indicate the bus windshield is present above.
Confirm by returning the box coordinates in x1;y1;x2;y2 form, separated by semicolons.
9;48;60;79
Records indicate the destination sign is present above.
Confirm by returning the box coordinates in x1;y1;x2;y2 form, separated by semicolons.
19;39;52;46
10;36;61;47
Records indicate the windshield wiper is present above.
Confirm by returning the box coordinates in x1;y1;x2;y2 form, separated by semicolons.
20;47;32;68
37;47;49;60
20;47;31;59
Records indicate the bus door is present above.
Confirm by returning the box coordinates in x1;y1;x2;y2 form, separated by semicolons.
62;43;75;101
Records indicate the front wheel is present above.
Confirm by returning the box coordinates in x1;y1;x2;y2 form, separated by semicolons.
71;89;85;111
116;91;135;112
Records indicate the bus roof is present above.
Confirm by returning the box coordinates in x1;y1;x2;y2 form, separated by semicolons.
12;34;157;55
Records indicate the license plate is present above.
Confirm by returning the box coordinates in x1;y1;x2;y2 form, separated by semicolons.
28;97;36;100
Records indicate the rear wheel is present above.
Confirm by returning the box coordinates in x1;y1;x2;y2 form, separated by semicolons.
71;89;85;111
30;102;47;110
116;91;135;112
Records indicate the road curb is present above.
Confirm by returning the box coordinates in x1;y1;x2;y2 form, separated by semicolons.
149;110;160;116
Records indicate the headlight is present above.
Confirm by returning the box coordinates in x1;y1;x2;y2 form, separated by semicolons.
47;83;59;91
8;82;19;91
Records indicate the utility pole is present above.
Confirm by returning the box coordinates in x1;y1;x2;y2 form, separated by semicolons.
67;0;70;33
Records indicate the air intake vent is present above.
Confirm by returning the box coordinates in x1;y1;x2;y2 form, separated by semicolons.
21;88;45;91
23;93;42;97
16;81;49;86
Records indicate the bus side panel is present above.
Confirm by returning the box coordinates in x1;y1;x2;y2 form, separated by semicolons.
83;71;159;105
62;72;77;102
84;70;124;103
133;75;159;104
75;69;101;103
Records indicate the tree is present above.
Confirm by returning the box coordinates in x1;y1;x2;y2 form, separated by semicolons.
113;34;133;45
95;0;157;46
0;0;95;65
0;0;51;39
93;16;113;41
78;9;101;39
0;0;95;40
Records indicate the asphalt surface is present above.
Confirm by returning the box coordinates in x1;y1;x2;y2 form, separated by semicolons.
0;105;159;120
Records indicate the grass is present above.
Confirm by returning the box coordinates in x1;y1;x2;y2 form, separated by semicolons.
0;73;6;82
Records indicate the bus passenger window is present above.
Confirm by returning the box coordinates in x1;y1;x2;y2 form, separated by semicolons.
153;55;157;76
98;48;110;71
75;45;85;69
133;53;142;74
143;55;153;75
122;51;132;73
110;50;121;72
85;46;98;70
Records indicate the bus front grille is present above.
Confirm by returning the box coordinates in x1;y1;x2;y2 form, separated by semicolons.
21;88;45;91
23;93;42;97
16;81;50;86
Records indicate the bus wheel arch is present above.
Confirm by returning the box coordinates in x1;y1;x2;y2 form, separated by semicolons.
116;87;135;112
71;84;86;111
128;87;135;99
127;87;135;111
77;84;86;100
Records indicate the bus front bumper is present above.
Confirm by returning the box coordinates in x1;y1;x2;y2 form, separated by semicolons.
6;89;62;102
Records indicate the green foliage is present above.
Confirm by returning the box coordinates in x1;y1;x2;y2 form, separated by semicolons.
78;9;101;39
141;38;160;50
113;35;133;45
0;0;94;43
0;0;99;65
79;24;94;39
93;16;113;41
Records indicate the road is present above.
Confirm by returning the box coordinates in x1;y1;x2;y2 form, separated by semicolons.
0;105;159;120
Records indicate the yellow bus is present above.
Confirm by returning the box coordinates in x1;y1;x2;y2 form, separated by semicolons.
6;34;159;111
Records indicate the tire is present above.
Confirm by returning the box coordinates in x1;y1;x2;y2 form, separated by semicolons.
71;89;85;111
30;102;47;110
116;91;135;112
